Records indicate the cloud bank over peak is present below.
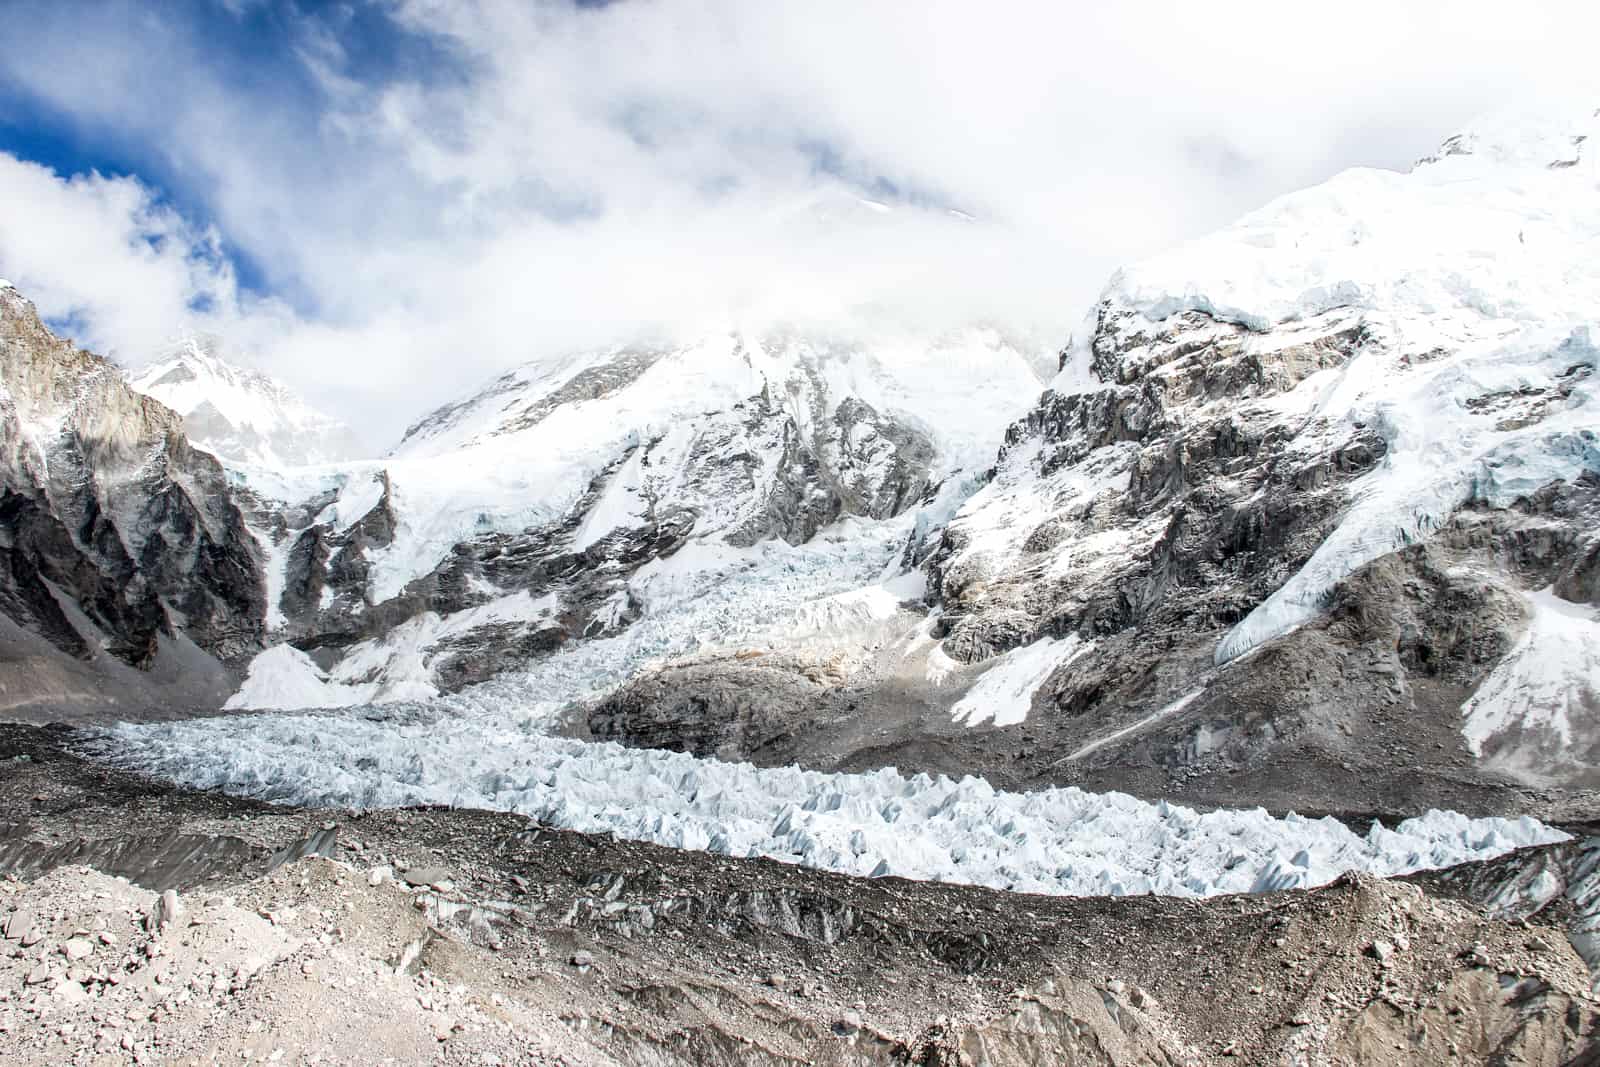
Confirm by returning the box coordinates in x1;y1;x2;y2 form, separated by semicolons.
0;0;1595;446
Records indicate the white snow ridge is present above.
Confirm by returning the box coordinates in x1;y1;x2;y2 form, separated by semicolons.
94;716;1565;899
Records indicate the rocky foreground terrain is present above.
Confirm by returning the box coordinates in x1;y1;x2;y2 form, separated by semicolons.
3;723;1600;1066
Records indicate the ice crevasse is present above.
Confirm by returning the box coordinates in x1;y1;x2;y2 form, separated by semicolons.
93;715;1567;900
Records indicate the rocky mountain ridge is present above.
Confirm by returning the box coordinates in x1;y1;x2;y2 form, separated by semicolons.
0;283;262;715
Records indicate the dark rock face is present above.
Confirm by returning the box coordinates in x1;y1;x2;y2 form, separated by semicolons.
589;654;832;759
914;305;1600;814
0;288;264;695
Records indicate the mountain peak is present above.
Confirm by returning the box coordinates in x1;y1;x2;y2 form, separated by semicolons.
130;337;361;468
1418;102;1599;172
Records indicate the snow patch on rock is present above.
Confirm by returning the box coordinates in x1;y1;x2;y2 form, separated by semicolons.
1462;587;1600;756
226;645;348;711
1067;688;1206;762
1216;328;1600;663
952;635;1090;727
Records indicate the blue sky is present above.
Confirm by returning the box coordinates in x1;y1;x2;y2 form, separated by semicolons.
0;0;472;311
0;0;1593;440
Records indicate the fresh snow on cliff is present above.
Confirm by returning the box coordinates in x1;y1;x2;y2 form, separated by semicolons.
233;509;912;711
129;336;361;468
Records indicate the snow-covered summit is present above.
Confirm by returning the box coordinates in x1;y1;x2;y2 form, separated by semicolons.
1077;102;1599;350
130;336;362;468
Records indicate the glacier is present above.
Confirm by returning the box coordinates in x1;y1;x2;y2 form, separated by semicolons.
91;711;1565;900
1463;586;1600;764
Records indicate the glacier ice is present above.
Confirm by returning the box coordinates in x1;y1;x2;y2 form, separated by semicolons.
91;712;1566;900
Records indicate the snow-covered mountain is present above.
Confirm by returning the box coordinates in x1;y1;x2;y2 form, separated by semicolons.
220;326;1046;708
129;336;361;468
4;106;1597;834
585;104;1600;814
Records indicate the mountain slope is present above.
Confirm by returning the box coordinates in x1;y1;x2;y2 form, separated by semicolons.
223;327;1045;706
129;337;361;468
586;105;1600;818
0;283;264;715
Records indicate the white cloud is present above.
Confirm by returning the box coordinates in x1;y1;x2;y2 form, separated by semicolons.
0;0;1596;447
0;155;278;360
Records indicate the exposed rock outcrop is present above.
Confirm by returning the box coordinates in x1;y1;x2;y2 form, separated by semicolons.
0;286;263;712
